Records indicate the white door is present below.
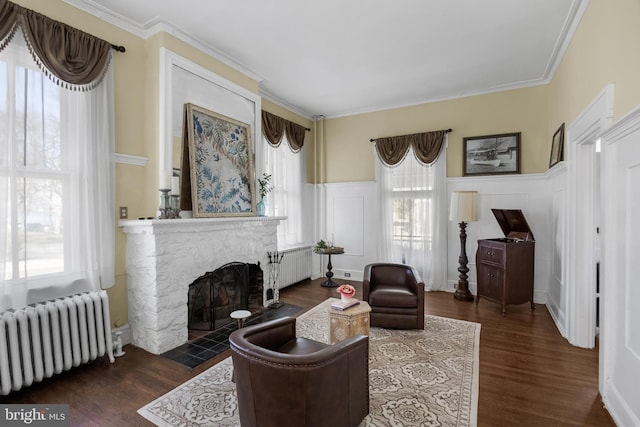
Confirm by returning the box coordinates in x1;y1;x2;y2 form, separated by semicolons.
599;105;640;426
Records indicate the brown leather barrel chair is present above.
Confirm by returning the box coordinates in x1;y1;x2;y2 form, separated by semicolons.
363;263;425;329
229;316;369;427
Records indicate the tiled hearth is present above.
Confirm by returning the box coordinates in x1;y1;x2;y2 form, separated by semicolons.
120;216;285;355
163;303;301;368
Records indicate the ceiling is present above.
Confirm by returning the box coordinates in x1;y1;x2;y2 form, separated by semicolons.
65;0;586;118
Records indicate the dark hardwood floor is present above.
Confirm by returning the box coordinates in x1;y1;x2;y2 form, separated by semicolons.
1;278;615;426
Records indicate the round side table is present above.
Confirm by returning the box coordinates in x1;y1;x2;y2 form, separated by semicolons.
230;310;252;328
315;247;345;287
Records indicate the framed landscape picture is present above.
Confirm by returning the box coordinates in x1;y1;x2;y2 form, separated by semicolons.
549;123;565;168
463;132;521;176
185;103;256;217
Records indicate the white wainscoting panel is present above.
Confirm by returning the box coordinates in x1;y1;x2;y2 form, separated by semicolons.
546;163;568;336
323;182;377;280
322;175;552;305
333;196;365;256
627;164;640;358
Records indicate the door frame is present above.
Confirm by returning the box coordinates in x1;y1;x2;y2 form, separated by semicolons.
564;84;613;348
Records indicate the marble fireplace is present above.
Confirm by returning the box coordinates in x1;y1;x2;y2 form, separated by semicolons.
120;216;283;354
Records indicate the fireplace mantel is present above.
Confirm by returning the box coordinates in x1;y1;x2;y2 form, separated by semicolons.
120;215;285;233
120;216;285;354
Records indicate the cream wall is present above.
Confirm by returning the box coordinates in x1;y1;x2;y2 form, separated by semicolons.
323;86;549;181
549;0;640;129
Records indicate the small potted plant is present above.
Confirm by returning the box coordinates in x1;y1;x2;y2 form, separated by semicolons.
314;239;328;253
257;173;272;216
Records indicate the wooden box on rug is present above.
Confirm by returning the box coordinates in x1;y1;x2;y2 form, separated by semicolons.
329;299;372;344
475;209;535;316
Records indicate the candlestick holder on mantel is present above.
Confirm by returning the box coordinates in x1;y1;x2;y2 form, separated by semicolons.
158;189;181;219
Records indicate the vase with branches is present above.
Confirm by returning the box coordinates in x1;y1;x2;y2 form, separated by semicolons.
257;173;272;216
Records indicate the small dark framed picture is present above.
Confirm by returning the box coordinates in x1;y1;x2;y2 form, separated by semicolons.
463;132;521;176
549;123;565;168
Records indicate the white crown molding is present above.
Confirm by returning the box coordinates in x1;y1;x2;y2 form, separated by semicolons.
542;0;590;81
64;0;590;120
63;0;264;83
63;0;148;38
292;0;591;120
259;88;314;120
325;77;551;119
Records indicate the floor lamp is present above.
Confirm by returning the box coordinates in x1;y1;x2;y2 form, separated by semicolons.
450;191;478;301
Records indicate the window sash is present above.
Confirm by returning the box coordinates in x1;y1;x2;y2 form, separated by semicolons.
264;135;305;248
2;51;71;283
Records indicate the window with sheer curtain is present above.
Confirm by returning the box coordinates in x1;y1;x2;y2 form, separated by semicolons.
0;33;115;311
264;135;305;248
376;145;448;291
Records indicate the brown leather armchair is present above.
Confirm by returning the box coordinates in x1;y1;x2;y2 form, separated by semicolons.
363;263;425;329
229;316;369;427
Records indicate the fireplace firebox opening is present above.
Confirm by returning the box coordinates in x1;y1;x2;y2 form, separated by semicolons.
187;262;263;331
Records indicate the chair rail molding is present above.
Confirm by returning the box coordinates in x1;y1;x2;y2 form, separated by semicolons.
115;153;148;166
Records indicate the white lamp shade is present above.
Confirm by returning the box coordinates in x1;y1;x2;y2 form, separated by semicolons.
449;191;478;222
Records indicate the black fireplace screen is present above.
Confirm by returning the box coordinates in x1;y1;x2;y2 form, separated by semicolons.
187;262;263;331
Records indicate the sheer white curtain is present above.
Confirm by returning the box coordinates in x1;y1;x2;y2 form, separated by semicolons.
264;135;305;248
0;33;115;311
376;143;448;290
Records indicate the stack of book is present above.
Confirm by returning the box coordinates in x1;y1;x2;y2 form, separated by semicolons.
331;298;360;311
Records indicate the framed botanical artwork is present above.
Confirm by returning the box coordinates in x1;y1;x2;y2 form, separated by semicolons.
549;123;565;168
463;132;521;176
184;103;256;217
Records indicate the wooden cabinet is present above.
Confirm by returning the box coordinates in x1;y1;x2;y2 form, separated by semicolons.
475;209;535;315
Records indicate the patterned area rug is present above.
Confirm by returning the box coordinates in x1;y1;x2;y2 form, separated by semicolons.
139;299;480;426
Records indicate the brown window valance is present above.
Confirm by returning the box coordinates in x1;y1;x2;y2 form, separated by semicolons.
262;110;307;152
0;0;116;90
374;130;448;166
